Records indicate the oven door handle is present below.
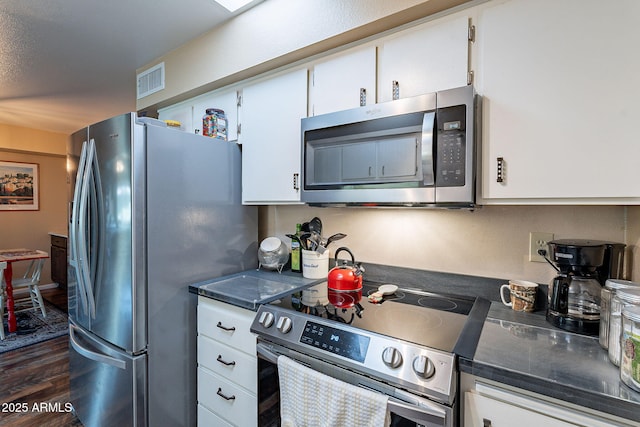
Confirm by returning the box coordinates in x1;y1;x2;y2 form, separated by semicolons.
257;342;280;364
387;398;447;427
257;342;448;427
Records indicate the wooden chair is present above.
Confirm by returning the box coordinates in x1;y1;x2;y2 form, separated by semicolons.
5;259;47;320
0;261;6;340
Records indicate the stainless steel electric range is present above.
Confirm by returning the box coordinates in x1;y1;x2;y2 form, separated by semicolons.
250;281;490;427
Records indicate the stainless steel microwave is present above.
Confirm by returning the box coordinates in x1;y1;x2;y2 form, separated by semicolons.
300;85;479;208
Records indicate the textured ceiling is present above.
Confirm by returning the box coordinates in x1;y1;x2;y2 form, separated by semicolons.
0;0;251;135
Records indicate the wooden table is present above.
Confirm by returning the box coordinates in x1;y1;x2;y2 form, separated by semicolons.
0;249;49;333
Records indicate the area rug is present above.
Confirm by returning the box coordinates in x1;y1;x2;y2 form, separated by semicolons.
0;302;69;354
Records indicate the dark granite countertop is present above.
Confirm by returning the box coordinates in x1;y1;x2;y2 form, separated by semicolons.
192;263;640;422
460;302;640;423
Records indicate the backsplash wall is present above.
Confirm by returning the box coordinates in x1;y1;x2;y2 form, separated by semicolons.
261;205;637;285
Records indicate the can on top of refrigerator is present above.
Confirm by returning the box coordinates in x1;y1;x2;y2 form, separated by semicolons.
202;108;227;140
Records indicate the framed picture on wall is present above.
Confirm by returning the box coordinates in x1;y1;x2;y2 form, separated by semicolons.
0;161;39;211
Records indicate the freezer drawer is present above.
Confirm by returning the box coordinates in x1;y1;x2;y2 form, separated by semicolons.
69;321;147;427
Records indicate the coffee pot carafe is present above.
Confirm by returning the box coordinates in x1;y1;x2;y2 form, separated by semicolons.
545;239;625;336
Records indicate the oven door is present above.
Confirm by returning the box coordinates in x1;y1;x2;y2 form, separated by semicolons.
257;340;455;427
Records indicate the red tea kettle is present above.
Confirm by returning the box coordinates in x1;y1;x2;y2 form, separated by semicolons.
328;247;364;291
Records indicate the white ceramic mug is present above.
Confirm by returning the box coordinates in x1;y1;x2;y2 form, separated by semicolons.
500;280;538;312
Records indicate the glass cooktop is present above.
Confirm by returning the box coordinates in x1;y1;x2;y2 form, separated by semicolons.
269;281;476;353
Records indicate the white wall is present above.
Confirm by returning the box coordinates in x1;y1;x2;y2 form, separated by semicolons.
261;205;633;285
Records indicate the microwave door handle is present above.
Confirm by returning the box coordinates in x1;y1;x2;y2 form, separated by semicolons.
421;111;436;186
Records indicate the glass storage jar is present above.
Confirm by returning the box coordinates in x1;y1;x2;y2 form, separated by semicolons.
600;279;640;349
608;288;640;366
620;305;640;391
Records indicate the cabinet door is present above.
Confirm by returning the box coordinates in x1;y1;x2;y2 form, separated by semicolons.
241;69;308;204
378;13;469;102
192;89;239;141
311;46;376;115
157;103;193;133
476;0;640;202
465;392;578;427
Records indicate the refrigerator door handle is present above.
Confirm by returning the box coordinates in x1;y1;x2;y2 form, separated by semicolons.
70;140;90;316
69;323;126;370
77;139;98;318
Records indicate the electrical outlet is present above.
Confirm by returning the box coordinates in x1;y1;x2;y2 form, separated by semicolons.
529;232;554;262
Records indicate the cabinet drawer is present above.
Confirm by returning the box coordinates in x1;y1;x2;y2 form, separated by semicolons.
51;235;67;248
198;368;257;427
197;297;256;355
197;404;233;427
198;335;257;392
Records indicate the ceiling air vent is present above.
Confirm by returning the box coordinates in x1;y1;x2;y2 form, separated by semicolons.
137;62;165;99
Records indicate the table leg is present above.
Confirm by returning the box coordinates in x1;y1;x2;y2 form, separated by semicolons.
4;262;16;333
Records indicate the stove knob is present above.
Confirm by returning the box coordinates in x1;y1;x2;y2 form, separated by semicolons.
382;347;403;369
258;311;275;328
412;355;435;379
276;316;293;334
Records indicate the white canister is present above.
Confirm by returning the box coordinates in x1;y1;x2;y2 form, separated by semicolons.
301;249;329;279
620;305;640;392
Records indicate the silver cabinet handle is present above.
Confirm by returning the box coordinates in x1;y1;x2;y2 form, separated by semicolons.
293;173;299;191
216;321;236;332
216;355;236;366
392;80;400;100
216;388;236;401
497;157;505;183
360;88;367;106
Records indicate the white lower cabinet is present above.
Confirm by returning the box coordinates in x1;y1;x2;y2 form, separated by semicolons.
197;296;257;427
462;375;636;427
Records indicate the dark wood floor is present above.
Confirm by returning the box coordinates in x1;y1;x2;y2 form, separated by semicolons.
0;286;82;426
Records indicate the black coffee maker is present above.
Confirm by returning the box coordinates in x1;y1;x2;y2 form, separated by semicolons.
545;239;625;335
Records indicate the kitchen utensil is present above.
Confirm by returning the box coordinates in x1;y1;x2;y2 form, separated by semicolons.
258;237;289;272
324;233;346;247
308;217;322;235
378;284;398;295
298;232;311;250
368;284;398;304
327;247;364;291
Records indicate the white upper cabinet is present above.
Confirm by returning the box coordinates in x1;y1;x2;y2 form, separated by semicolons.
377;13;470;102
192;89;239;141
240;68;308;204
158;87;239;141
475;0;640;203
310;46;377;116
157;103;193;133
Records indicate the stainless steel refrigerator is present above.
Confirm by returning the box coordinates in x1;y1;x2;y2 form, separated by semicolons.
67;113;258;427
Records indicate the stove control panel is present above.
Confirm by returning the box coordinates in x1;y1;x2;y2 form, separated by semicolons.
250;305;457;404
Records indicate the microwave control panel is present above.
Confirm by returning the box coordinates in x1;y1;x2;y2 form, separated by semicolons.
436;105;466;187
